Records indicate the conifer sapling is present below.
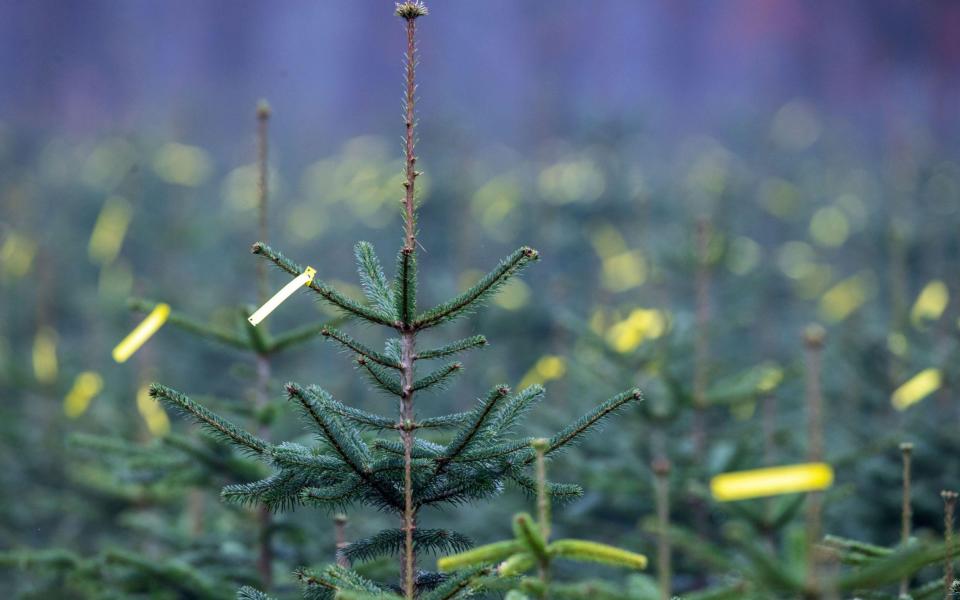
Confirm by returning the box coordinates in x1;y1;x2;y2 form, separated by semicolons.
148;3;642;598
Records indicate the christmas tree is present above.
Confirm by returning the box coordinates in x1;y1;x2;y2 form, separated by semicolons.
147;3;641;598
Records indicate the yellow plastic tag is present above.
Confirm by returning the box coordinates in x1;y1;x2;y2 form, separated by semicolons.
248;266;316;326
89;196;132;265
892;368;942;411
33;326;59;384
64;371;104;418
113;303;170;363
710;462;834;502
137;383;171;436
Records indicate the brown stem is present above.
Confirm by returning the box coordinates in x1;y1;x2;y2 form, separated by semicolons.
531;439;552;599
254;101;275;590
397;7;423;597
652;457;672;600
255;354;273;589
400;330;417;598
533;439;551;540
394;6;426;596
256;100;271;305
944;490;958;598
402;18;419;253
692;217;711;451
900;442;913;596
690;217;712;577
803;324;825;591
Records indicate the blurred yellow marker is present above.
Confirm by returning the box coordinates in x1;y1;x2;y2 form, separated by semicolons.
892;368;942;411
518;354;567;389
64;371;104;418
88;196;132;265
910;280;948;326
1;231;37;278
136;384;170;436
112;303;170;363
711;462;834;501
32;326;59;384
248;267;316;326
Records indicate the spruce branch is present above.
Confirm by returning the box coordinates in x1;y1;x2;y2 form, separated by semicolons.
421;567;491;600
287;384;371;469
490;384;545;438
413;362;463;392
513;513;548;562
302;388;396;431
374;438;444;458
103;549;231;600
414;247;539;329
455;439;535;463
835;542;948;592
437;541;524;572
222;469;317;512
129;298;249;350
508;474;583;504
547;539;648;570
252;242;397;327
162;431;264;481
0;548;84;571
341;529;472;564
358;357;404;396
416;335;487;361
395;248;418;327
301;480;364;511
437;385;511;469
369;455;436;475
334;592;405;600
149;384;268;455
238;586;276;600
269;318;344;353
322;326;402;369
355;241;396;317
534;388;643;460
270;442;344;473
297;565;389;598
286;383;401;509
417;411;473;429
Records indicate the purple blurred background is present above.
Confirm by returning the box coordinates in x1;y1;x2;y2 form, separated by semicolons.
4;0;960;159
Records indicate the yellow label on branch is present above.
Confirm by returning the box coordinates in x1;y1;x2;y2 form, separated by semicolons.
710;462;834;501
32;327;59;384
1;231;37;279
910;280;948;326
892;368;942;411
248;267;316;326
518;355;567;389
137;384;170;436
64;371;104;418
112;303;170;363
88;196;132;265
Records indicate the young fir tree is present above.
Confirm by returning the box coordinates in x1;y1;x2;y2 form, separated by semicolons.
0;103;334;599
147;3;642;599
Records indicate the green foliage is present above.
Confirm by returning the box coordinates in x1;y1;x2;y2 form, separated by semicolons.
414;247;539;329
120;10;644;600
437;441;648;598
150;383;268;455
